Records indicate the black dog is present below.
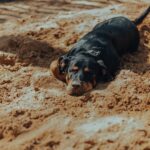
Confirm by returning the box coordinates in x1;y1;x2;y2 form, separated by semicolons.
50;6;150;96
0;0;14;2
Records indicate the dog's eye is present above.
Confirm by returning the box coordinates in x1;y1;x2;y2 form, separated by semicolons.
71;68;78;72
71;66;79;72
84;67;91;73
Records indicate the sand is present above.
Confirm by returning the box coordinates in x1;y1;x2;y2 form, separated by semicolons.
0;0;149;149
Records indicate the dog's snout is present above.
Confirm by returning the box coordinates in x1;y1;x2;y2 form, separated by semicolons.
71;81;81;88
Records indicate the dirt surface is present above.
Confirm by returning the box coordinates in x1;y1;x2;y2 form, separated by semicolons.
0;0;150;149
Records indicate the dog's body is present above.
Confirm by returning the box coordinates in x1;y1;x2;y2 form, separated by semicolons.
65;16;139;75
50;6;150;96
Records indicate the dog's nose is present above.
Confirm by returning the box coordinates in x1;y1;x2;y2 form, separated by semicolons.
72;81;81;88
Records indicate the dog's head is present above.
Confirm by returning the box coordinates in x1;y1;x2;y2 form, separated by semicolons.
50;53;108;96
65;54;107;96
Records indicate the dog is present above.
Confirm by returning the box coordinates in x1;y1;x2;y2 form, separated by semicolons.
50;6;150;96
0;0;15;2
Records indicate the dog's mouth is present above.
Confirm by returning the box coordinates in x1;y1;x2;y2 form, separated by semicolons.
66;80;94;96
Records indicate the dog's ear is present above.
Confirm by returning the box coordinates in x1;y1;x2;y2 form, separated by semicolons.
58;55;71;74
50;54;72;83
50;59;66;82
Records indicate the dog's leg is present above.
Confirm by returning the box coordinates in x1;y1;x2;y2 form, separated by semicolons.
50;59;66;82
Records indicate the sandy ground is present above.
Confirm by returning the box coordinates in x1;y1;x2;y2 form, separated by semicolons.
0;0;150;149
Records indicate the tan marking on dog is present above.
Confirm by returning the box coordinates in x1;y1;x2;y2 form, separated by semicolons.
84;67;90;73
83;82;93;92
66;74;72;85
72;66;79;71
60;62;65;68
66;79;93;96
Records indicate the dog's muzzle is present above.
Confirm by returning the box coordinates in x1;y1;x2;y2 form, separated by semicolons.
66;80;93;96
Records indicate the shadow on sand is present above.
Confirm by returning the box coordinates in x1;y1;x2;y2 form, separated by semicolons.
0;35;64;68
